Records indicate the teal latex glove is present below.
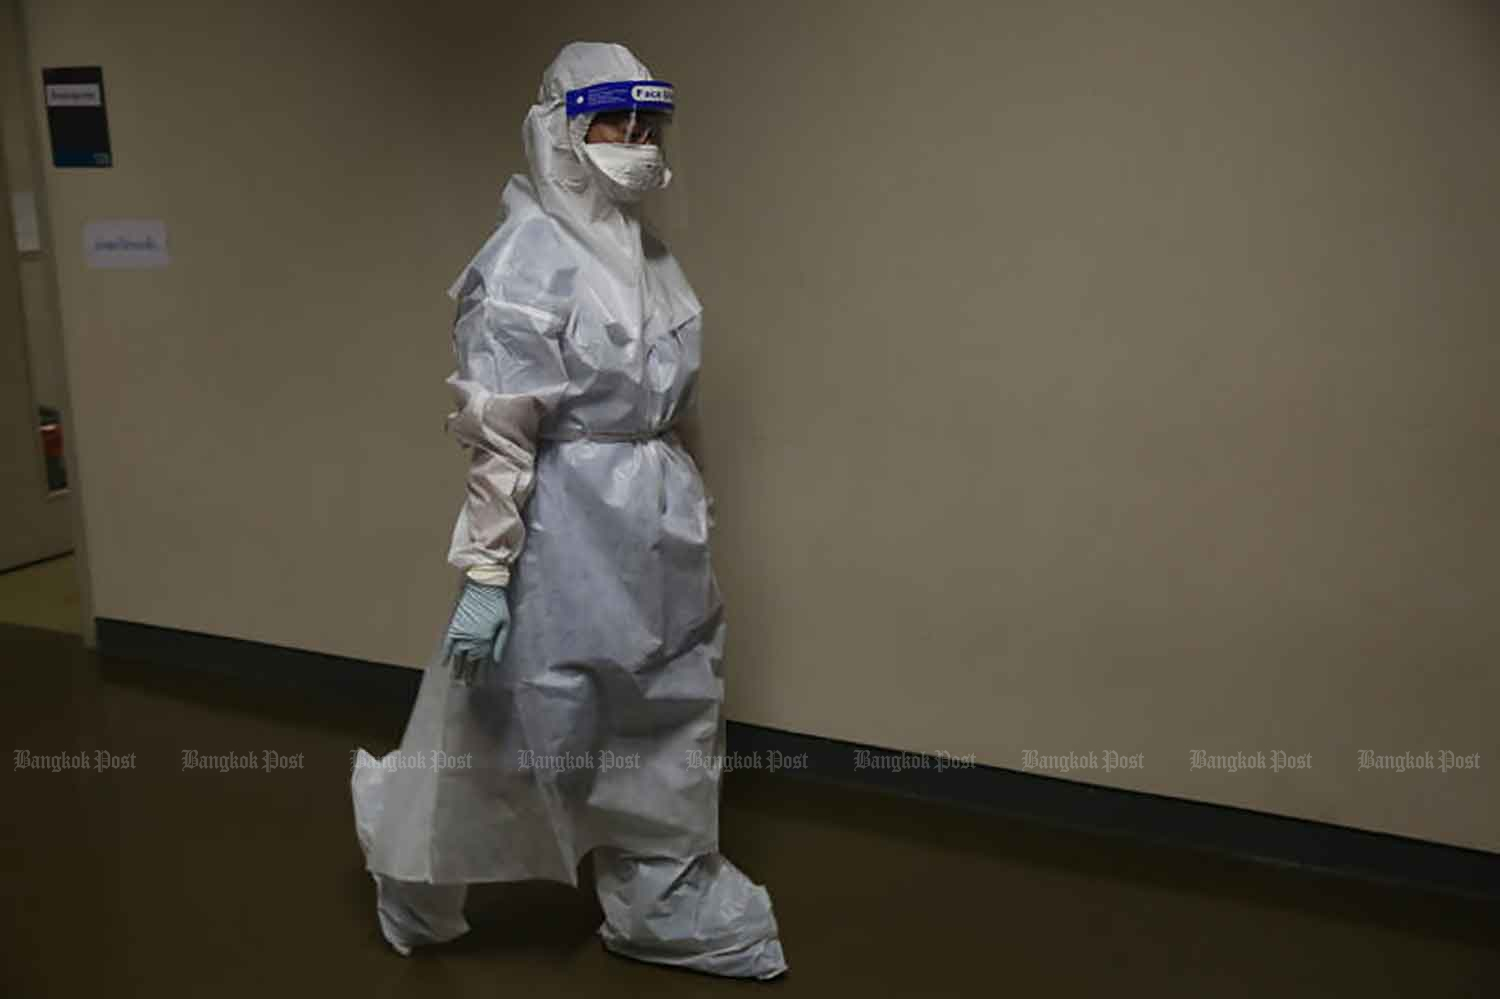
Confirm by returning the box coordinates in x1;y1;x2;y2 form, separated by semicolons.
442;580;511;686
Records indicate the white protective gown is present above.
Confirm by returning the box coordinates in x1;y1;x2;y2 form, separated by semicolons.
351;43;787;979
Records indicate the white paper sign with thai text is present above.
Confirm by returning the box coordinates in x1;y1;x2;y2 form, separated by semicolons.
84;219;169;269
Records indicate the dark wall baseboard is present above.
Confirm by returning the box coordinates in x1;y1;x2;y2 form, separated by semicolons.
97;616;1500;903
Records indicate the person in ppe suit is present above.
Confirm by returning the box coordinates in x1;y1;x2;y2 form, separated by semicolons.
350;42;788;980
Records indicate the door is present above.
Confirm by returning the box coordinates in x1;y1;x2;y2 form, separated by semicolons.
0;71;69;569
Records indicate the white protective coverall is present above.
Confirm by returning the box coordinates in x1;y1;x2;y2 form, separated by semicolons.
350;42;787;980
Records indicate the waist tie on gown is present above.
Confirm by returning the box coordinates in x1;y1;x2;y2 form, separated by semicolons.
540;420;679;444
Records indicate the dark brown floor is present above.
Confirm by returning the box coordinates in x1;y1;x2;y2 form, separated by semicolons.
2;622;1496;997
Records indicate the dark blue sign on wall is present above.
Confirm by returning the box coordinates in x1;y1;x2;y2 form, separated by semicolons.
43;66;112;168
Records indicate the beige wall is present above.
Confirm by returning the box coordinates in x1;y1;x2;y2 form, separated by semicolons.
27;0;1499;852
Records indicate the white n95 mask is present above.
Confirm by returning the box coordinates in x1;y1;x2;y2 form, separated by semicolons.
583;142;671;202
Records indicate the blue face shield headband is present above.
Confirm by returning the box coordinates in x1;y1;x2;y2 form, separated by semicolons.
565;80;675;117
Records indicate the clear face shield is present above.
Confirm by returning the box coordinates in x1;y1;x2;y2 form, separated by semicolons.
566;80;690;241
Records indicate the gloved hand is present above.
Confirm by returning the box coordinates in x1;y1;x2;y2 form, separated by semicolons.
441;580;511;686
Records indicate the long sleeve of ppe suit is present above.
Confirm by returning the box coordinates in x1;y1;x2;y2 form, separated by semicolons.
350;41;786;980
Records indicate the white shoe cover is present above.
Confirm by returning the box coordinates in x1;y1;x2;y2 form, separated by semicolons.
352;748;470;955
594;848;788;979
